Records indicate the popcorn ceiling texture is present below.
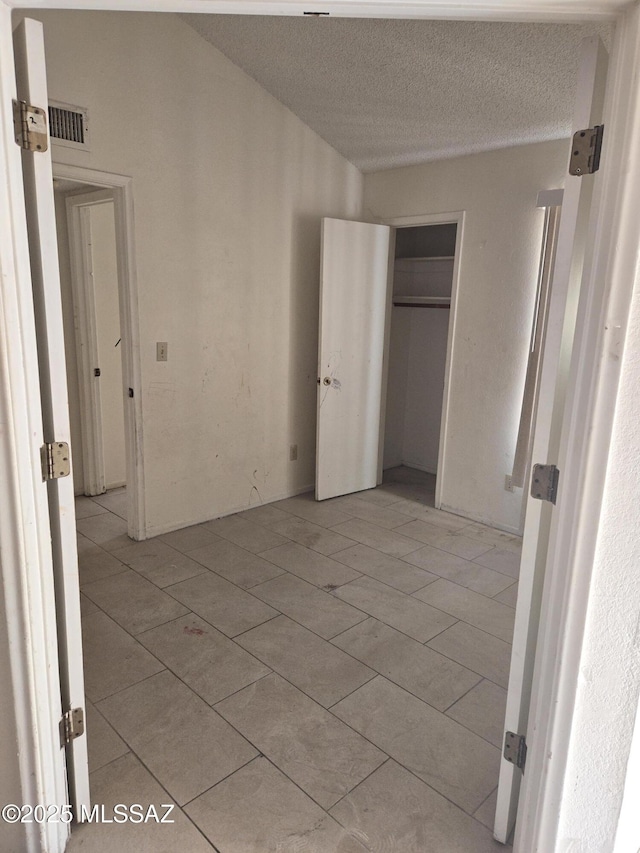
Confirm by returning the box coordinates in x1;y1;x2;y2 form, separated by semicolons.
184;16;612;171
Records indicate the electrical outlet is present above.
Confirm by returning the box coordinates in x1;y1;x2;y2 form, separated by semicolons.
290;444;298;462
156;342;168;362
504;474;514;493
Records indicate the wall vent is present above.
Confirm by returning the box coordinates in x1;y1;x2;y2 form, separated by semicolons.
48;101;90;151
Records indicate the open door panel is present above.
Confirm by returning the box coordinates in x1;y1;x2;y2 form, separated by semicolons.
494;35;608;844
316;217;391;501
14;17;90;819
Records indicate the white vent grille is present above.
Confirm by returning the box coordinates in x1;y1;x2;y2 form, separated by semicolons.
48;101;89;150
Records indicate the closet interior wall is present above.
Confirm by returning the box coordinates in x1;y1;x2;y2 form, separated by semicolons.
383;224;457;478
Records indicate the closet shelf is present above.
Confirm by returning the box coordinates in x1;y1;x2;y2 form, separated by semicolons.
395;255;455;262
393;296;451;308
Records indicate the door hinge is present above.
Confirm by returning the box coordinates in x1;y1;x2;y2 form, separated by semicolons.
569;124;604;176
531;463;560;505
12;99;49;152
59;707;84;747
41;442;71;482
504;731;527;771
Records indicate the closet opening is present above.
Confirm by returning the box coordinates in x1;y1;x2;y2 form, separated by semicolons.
382;219;460;506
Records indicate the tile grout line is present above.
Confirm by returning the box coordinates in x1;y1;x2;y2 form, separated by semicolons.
327;756;393;815
212;672;396;805
325;665;491;736
423;636;512;690
402;556;520;595
91;664;169;706
135;612;277;707
179;753;261;809
90;745;223;853
229;611;488;722
442;678;489;716
228;613;283;641
401;547;520;587
92;664;281;824
330;710;503;829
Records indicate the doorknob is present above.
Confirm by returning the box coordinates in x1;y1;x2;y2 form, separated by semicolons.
323;377;331;386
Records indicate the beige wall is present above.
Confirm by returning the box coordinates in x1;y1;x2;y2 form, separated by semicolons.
365;140;568;532
26;9;362;535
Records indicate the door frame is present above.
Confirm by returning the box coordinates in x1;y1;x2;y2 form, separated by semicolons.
382;211;464;511
53;164;145;541
512;10;640;848
2;3;640;853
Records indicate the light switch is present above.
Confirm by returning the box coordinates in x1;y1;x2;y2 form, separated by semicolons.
156;342;168;362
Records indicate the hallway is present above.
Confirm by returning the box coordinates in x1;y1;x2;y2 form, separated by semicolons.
71;468;519;851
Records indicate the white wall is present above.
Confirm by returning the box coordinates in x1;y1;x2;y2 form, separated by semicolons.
365;140;568;531
24;9;362;535
384;308;449;474
402;308;449;473
0;578;25;853
557;261;640;850
90;200;126;490
383;308;410;469
385;255;453;475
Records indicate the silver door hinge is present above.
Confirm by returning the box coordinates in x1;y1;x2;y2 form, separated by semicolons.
12;100;49;152
59;707;84;747
504;731;527;771
531;463;560;505
569;124;604;176
41;442;71;481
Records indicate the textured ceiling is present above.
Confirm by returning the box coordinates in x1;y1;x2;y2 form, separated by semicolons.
183;15;611;171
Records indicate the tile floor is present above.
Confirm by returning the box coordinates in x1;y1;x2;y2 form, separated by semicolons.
69;468;520;852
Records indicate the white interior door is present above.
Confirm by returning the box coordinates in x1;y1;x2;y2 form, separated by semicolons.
316;218;391;501
495;36;608;843
14;17;90;815
66;189;126;495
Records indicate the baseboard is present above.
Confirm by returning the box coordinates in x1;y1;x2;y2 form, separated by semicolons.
399;459;438;475
143;482;315;539
439;501;522;536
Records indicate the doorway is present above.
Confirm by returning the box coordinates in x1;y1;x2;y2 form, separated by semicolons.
55;183;126;500
383;220;460;503
52;164;145;540
5;10;624;852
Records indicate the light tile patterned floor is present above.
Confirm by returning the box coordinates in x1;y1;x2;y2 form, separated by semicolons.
69;469;519;852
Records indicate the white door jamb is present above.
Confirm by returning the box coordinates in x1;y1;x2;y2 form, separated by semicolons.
54;164;145;541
